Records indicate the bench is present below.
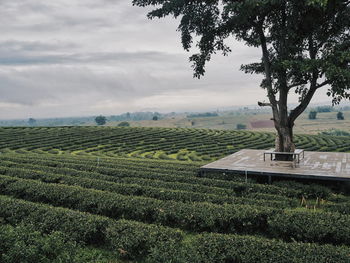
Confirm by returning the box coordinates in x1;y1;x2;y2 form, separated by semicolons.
263;148;304;163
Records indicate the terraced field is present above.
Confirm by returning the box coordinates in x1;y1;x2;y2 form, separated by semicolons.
1;127;350;262
1;126;350;161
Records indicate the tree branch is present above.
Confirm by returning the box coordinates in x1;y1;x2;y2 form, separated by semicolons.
257;25;278;111
258;101;272;107
288;35;321;124
288;81;308;89
288;85;318;123
316;80;331;89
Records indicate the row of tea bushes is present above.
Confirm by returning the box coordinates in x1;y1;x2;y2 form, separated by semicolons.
1;195;350;263
1;176;350;246
0;175;277;235
0;127;350;160
0;223;118;263
147;233;350;263
0;195;183;260
0;165;299;208
0;154;332;200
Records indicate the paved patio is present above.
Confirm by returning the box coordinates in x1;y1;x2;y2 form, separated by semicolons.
200;149;350;181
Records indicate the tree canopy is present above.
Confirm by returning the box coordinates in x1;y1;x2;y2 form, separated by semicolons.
95;115;107;126
133;0;350;154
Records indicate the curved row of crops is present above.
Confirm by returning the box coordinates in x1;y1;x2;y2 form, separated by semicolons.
1;151;350;262
0;127;349;161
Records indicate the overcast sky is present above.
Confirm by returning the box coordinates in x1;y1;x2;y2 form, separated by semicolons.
0;0;334;119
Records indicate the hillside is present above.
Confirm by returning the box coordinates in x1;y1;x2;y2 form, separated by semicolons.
1;127;350;262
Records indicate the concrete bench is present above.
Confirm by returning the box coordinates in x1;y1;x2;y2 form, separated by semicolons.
263;148;304;163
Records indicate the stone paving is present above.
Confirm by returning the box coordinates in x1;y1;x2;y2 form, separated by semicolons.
201;149;350;181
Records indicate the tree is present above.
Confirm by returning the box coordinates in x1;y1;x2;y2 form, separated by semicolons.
308;111;317;119
28;118;36;126
152;115;159;121
95;115;107;126
337;111;345;120
133;0;350;159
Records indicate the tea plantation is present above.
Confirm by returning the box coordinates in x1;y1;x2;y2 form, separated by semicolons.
1;126;350;160
1;127;350;262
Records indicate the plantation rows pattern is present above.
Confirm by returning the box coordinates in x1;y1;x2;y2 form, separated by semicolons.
0;127;349;161
1;152;350;262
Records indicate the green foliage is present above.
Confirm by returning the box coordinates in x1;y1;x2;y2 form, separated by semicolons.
308;111;317;119
0;127;350;160
106;220;183;260
0;195;183;260
117;121;130;127
0;175;278;235
272;180;331;199
95;115;107;126
134;0;350;103
268;210;350;245
150;232;350;263
0;224;92;263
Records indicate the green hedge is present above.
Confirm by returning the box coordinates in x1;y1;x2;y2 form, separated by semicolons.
0;165;298;208
2;196;350;263
324;202;350;214
147;233;350;263
0;175;277;234
0;195;183;260
0;223;118;263
0;156;313;199
0;224;80;263
1;176;350;246
0;153;334;200
268;210;350;245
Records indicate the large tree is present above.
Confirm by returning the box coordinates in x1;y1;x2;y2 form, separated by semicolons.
133;0;350;159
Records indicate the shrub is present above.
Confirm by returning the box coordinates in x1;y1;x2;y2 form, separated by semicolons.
147;233;350;263
0;176;278;235
0;224;79;263
268;210;350;245
0;195;184;260
106;220;183;260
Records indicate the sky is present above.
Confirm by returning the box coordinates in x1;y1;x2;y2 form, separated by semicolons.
0;0;334;120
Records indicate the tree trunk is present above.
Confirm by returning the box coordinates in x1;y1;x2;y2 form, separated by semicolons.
274;123;295;161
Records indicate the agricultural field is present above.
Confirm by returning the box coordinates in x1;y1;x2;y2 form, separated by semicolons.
1;126;350;161
1;126;350;262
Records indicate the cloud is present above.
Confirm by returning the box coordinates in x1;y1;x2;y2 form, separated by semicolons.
1;0;332;120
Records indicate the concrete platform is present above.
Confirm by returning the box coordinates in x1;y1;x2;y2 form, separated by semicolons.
200;149;350;182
